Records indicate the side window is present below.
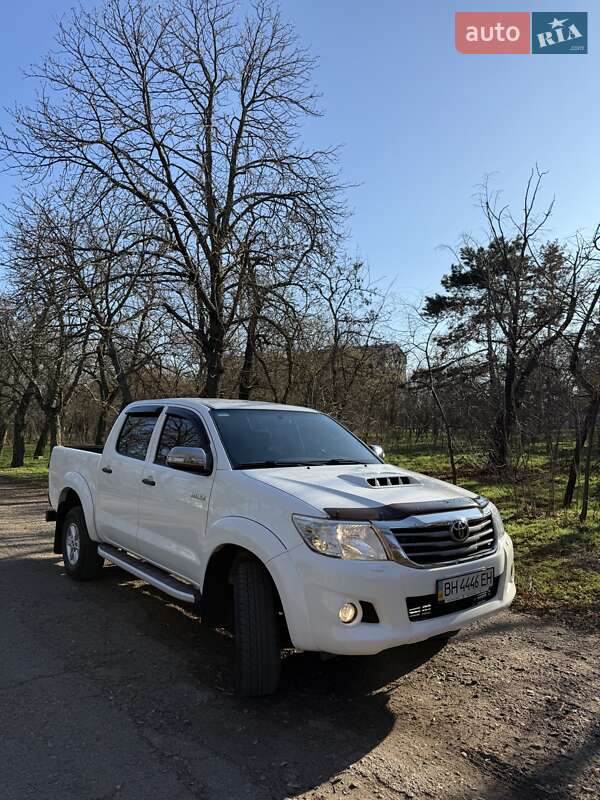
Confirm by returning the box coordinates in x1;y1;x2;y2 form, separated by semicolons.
155;413;210;467
116;414;159;461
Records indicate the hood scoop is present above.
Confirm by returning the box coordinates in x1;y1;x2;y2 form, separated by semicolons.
366;475;413;488
340;472;420;489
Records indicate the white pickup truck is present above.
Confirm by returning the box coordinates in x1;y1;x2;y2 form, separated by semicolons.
47;398;515;695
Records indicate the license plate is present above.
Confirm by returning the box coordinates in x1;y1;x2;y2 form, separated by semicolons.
436;567;495;603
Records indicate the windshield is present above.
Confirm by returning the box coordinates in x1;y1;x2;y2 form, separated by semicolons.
211;409;380;469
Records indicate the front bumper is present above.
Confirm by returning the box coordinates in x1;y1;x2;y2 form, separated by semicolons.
269;534;515;655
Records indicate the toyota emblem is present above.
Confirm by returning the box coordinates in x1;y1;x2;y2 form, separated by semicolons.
449;518;470;542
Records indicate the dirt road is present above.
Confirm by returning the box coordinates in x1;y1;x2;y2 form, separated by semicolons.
2;479;599;800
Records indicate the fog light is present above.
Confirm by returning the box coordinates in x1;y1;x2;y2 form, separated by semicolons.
338;602;358;624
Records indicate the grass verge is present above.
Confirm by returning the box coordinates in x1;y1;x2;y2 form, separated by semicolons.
0;445;50;487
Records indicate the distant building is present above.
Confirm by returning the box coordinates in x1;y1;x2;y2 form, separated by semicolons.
361;343;407;383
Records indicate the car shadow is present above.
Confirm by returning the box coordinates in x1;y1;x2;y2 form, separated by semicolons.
2;536;452;799
279;636;448;697
95;564;450;795
0;492;467;800
98;562;448;694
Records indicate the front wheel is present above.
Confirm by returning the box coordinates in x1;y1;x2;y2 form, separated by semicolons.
233;558;281;696
62;506;104;581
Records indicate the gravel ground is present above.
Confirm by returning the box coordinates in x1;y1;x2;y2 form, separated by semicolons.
1;479;599;800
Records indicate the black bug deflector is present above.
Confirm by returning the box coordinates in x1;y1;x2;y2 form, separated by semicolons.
324;496;488;522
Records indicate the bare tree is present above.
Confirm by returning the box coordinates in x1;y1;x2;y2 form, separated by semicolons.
412;320;459;484
561;228;600;515
23;188;165;413
1;0;344;396
0;293;50;466
2;207;95;456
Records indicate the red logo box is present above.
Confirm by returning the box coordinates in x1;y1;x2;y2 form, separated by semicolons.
455;12;531;54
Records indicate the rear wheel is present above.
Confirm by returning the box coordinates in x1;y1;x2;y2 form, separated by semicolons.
62;506;104;581
233;558;281;696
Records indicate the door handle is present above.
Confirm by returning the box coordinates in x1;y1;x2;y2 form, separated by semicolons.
141;477;156;486
102;466;113;474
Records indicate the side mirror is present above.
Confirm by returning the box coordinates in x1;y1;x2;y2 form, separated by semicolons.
369;443;385;461
166;446;210;473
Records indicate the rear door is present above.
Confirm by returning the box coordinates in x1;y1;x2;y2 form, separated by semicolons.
96;407;162;551
136;406;215;582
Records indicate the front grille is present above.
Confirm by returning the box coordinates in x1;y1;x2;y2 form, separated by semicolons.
389;514;496;566
406;576;500;620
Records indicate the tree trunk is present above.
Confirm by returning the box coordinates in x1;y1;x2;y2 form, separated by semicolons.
106;336;133;409
579;397;599;522
33;418;50;459
238;315;258;400
202;316;225;397
564;397;598;508
429;384;457;485
488;396;518;473
11;381;36;468
49;408;63;450
93;353;116;446
488;412;509;472
0;417;7;459
95;407;109;446
487;351;519;473
203;352;222;396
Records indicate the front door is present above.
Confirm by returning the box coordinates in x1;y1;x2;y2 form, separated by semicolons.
136;407;215;583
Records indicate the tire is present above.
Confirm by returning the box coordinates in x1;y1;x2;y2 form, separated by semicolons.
62;506;104;581
233;558;281;697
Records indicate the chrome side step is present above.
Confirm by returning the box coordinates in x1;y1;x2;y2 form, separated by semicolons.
97;544;198;604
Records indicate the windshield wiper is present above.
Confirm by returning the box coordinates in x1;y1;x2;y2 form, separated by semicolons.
305;459;368;466
236;458;369;469
235;460;310;469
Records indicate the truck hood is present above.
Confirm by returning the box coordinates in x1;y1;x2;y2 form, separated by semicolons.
243;462;481;520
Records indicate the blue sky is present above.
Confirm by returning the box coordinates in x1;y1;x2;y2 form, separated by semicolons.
0;0;598;301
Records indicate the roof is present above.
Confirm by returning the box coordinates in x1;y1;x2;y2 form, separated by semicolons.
128;398;317;413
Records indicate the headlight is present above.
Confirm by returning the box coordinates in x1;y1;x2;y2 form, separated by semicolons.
490;503;506;538
292;515;388;560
